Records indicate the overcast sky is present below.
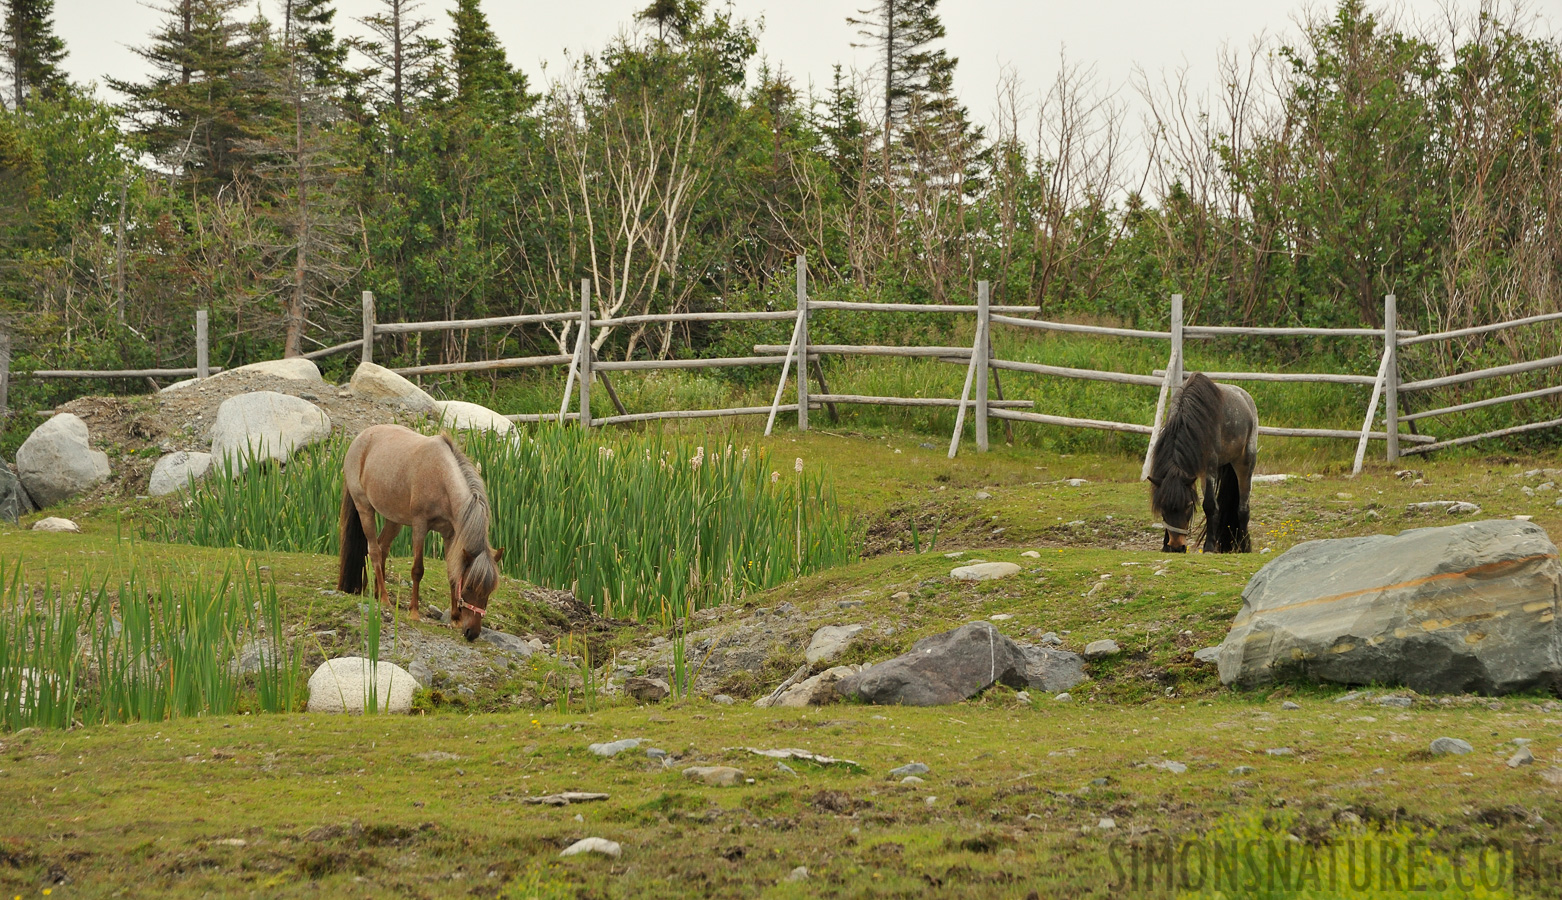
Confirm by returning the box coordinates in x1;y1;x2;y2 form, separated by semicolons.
59;0;1531;139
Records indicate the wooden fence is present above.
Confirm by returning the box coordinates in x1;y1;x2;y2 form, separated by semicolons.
3;256;1560;471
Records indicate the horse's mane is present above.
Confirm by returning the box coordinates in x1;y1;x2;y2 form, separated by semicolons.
440;433;499;597
1148;372;1223;518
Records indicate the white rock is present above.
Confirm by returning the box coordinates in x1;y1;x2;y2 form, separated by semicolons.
31;516;81;533
210;391;332;472
950;562;1021;581
1064;478;1089;487
163;357;325;392
805;624;864;665
148;451;214;496
16;414;111;507
1252;474;1292;484
786;866;809;882
434;399;513;433
1020;550;1041;558
559;837;622;859
306;657;417;714
348;362;437;412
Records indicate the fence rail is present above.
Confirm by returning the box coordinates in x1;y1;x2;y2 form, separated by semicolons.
4;255;1561;467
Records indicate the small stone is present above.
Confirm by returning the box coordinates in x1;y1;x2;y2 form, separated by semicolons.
1153;760;1187;774
1430;737;1473;756
1020;550;1040;558
559;837;621;859
1507;747;1534;768
1335;691;1370;703
925;796;937;806
1336;492;1354;500
1447;501;1481;515
1054;692;1072;702
786;866;809;882
1374;696;1413;708
682;765;744;787
1015;691;1032;704
901;775;925;784
1281;701;1301;711
1193;646;1221;664
836;599;864;609
1230;766;1256;776
890;591;911;601
1098;817;1116;830
625;677;670;703
1083;639;1120;660
1037;632;1063;646
989;613;1013;621
587;738;642;757
646;749;666;760
711;694;735;706
890;762;930;777
1266;747;1294;757
479;629;534;656
1064;478;1089;486
31;517;80;533
975;491;992;500
943;551;964;559
805;624;865;665
1540;768;1562;786
951;562;1021;581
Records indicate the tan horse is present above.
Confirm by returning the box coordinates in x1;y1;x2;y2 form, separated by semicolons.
336;424;504;640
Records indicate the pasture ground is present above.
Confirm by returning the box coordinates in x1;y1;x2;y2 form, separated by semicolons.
4;428;1562;897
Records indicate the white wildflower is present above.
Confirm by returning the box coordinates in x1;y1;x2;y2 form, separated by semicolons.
794;457;804;474
691;446;706;469
771;471;780;484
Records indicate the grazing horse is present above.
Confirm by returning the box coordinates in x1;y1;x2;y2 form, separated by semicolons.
336;424;504;640
1146;372;1258;553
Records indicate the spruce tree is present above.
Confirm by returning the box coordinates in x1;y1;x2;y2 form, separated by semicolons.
449;0;528;115
2;0;67;109
356;0;442;119
847;0;959;148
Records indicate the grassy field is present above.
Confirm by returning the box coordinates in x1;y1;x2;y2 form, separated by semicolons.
4;428;1562;897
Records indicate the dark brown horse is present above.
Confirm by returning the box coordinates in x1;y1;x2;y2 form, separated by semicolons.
1146;372;1258;553
337;424;503;640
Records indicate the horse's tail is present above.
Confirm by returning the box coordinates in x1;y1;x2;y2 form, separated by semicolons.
337;483;368;593
1215;463;1250;552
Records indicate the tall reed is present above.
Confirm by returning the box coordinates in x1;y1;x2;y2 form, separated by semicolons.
164;427;860;621
0;558;304;731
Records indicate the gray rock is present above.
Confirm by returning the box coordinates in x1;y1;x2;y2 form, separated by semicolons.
974;491;992;500
901;775;924;784
1230;766;1256;775
408;659;433;688
1266;747;1294;756
646;748;666;759
1216;520;1562;695
951;561;1021;581
163;357;325;393
1194;646;1221;664
587;738;642;757
1153;760;1187;774
1037;632;1063;646
306;657;416;714
1064;478;1089;486
1374;696;1413;708
0;455;33;523
479;629;534;657
711;694;735;705
434;399;513;434
1508;747;1534;767
786;866;808;882
835;622;1028;706
1018;644;1087;692
1281;701;1301;711
756;665;860;708
1083;639;1120;660
559;837;621;858
682;765;744;786
890;762;930;777
1054;692;1072;702
16;414;111;507
625;677;670;703
1430;737;1473;756
210;391;331;472
230;638;276;676
148;451;214;496
1406;500;1482;516
348;362;437;412
805;624;865;665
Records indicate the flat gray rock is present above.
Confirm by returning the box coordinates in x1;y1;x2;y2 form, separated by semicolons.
210;391;331;472
890;762;930;777
16;414;111;507
149;451;214;496
1430;737;1473;756
478;628;533;656
1216;520;1562;695
805;624;864;665
836;622;1028;706
625;676;670;703
1083;639;1120;660
756;665;861;708
1193;646;1221;664
0;455;33;523
683;765;744;786
1018;644;1086;692
587;738;642;757
950;562;1021;581
306;657;416;714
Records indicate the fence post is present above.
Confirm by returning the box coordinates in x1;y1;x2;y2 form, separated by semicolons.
1385;293;1399;461
1169;293;1184;391
195;309;209;379
0;328;9;423
579;278;592;428
361;291;375;365
796;253;809;432
975;280;990;452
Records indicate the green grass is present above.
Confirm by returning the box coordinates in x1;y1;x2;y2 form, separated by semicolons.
162;427;859;622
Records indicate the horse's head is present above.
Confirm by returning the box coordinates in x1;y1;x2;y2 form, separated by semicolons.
1148;475;1196;553
450;546;505;641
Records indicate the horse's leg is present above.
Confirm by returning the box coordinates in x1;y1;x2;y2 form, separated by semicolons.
1235;450;1256;553
375;521;403;610
354;505;389;606
1202;472;1220;553
408;523;427;621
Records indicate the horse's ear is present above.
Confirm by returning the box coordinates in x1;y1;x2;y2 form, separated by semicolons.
492;547;505;563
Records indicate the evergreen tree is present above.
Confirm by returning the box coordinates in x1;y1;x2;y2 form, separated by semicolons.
110;0;270;191
449;0;528;115
847;0;955;149
356;0;442;119
2;0;67;109
636;0;697;45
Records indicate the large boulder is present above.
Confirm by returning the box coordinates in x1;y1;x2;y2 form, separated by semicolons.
348;361;437;413
210;391;332;472
15;414;111;508
434;400;513;434
148;451;214;496
835;622;1029;706
162;357;326;393
1019;644;1087;692
0;454;34;523
306;657;417;714
1217;520;1562;695
805;624;864;665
